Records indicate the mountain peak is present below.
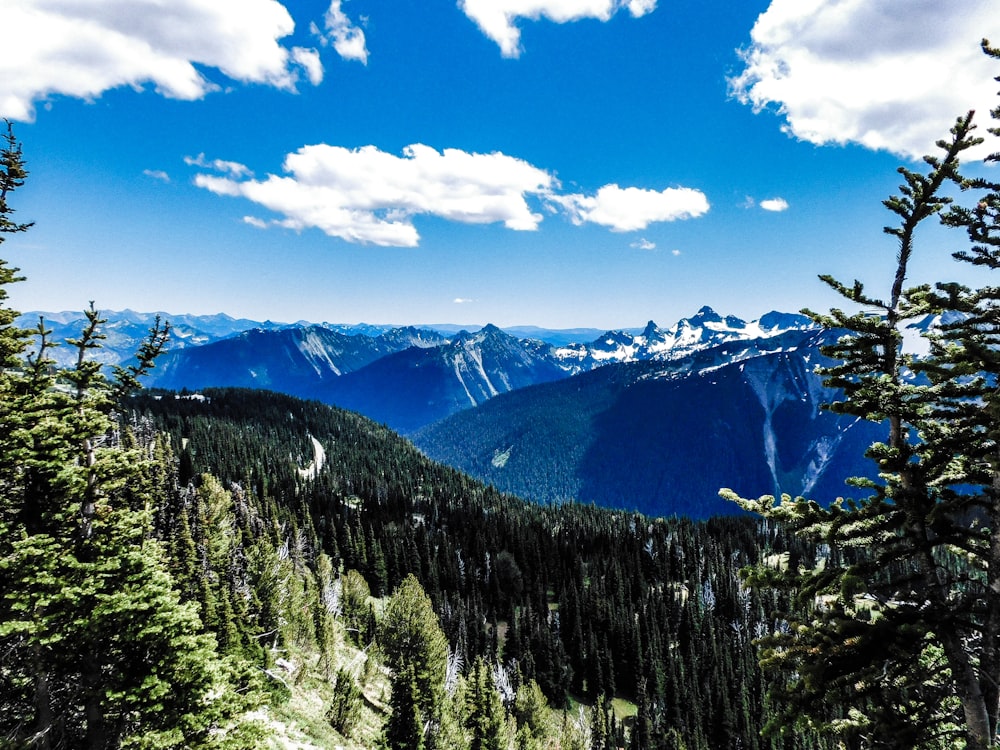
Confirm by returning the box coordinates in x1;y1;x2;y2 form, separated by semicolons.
691;306;722;322
758;310;813;332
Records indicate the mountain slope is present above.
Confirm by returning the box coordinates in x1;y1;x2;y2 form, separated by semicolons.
321;324;569;433
147;325;444;399
413;328;884;518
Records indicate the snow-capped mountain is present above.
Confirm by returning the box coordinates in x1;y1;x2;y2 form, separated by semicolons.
552;307;815;372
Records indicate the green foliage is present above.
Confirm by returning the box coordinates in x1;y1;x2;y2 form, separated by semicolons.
135;385;834;748
0;125;257;749
725;43;1000;750
326;669;364;736
383;663;426;750
380;575;449;748
465;658;509;750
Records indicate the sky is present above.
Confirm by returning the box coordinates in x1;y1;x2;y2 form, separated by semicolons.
3;0;1000;330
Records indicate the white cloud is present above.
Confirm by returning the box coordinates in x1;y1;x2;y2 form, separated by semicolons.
292;47;325;85
459;0;657;58
730;0;1000;159
630;238;656;250
194;143;557;247
185;153;253;179
194;143;710;245
453;297;475;304
243;216;269;229
311;1;369;64
143;169;170;183
671;249;681;256
759;197;789;212
556;184;709;231
2;0;323;121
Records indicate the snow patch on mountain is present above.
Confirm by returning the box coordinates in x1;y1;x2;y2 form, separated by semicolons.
553;307;816;372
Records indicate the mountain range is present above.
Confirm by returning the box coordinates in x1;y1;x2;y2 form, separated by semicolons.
413;327;883;517
25;305;885;517
137;306;817;432
148;324;446;397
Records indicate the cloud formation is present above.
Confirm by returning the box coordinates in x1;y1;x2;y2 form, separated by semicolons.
196;143;556;247
184;153;253;179
193;143;708;245
311;0;369;64
730;0;1000;159
2;0;322;121
459;0;657;58
556;184;710;231
759;197;788;212
630;238;656;250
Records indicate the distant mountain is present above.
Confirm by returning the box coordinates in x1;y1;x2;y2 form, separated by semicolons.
15;309;291;367
314;308;818;433
320;324;570;433
412;328;884;518
146;325;445;399
553;307;816;372
496;325;607;346
124;306;824;433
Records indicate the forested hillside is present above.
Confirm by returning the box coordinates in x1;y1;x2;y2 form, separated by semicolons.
415;328;885;517
128;387;834;749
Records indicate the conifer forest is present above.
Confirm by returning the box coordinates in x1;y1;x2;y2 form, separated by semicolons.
3;39;1000;750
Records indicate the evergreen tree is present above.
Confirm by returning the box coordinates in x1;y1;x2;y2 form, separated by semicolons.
590;694;609;750
0;123;246;749
380;574;449;749
466;658;508;750
326;669;364;737
384;664;426;750
724;43;1000;749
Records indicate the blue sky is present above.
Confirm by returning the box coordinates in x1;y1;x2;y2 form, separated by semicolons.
3;0;999;329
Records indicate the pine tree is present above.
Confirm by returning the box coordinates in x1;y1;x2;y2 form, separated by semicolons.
723;43;1000;749
590;694;609;750
384;664;426;750
0;123;246;749
380;574;449;749
466;658;508;750
326;669;363;737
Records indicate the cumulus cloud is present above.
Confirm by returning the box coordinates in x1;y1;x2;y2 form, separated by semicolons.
311;0;368;64
193;143;557;247
730;0;1000;159
759;197;789;212
630;238;656;250
555;184;709;231
1;0;323;121
453;297;475;304
192;142;709;245
671;249;681;256
460;0;657;58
